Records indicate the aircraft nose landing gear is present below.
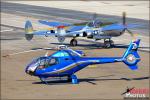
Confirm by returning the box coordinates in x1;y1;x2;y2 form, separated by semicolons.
70;38;78;46
104;39;114;48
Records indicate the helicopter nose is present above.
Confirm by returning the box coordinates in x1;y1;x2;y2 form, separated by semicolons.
25;66;37;75
26;70;34;75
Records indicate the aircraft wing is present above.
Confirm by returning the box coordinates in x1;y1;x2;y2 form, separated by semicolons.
39;20;71;27
67;25;86;32
101;23;140;31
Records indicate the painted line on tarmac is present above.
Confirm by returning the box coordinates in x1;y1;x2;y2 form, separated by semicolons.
0;29;14;33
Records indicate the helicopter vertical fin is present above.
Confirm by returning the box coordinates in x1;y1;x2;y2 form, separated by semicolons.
122;39;141;70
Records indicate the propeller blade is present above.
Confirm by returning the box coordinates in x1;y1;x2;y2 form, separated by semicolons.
92;13;97;27
122;11;126;25
92;13;97;21
126;29;134;37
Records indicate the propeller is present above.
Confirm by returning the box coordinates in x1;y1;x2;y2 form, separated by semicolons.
72;12;115;27
122;11;137;37
88;13;100;28
122;11;126;25
126;29;134;37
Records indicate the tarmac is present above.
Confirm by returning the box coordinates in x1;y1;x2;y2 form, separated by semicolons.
1;1;149;99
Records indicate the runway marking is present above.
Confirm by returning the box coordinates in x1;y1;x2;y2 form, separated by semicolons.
0;29;14;33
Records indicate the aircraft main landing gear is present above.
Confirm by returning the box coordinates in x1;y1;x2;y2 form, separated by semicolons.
104;39;114;48
70;38;78;46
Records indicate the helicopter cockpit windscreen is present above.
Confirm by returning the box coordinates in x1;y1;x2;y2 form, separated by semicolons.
27;57;58;70
38;57;58;69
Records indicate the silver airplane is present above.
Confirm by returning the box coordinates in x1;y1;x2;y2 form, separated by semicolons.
25;12;140;48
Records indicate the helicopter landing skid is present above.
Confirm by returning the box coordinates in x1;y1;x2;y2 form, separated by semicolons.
39;75;79;84
71;74;79;84
40;77;48;84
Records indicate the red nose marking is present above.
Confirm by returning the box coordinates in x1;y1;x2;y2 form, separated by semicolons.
57;25;65;28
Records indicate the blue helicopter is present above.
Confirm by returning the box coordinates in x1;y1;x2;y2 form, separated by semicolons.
25;39;141;84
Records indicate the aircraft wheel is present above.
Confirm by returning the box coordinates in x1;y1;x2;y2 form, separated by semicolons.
110;40;114;47
70;39;77;46
104;41;111;48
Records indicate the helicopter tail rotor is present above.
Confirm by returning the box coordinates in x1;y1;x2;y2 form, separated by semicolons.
122;39;141;70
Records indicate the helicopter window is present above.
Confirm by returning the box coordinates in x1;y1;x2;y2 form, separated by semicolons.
52;51;69;57
37;57;58;69
48;58;57;65
39;59;46;66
